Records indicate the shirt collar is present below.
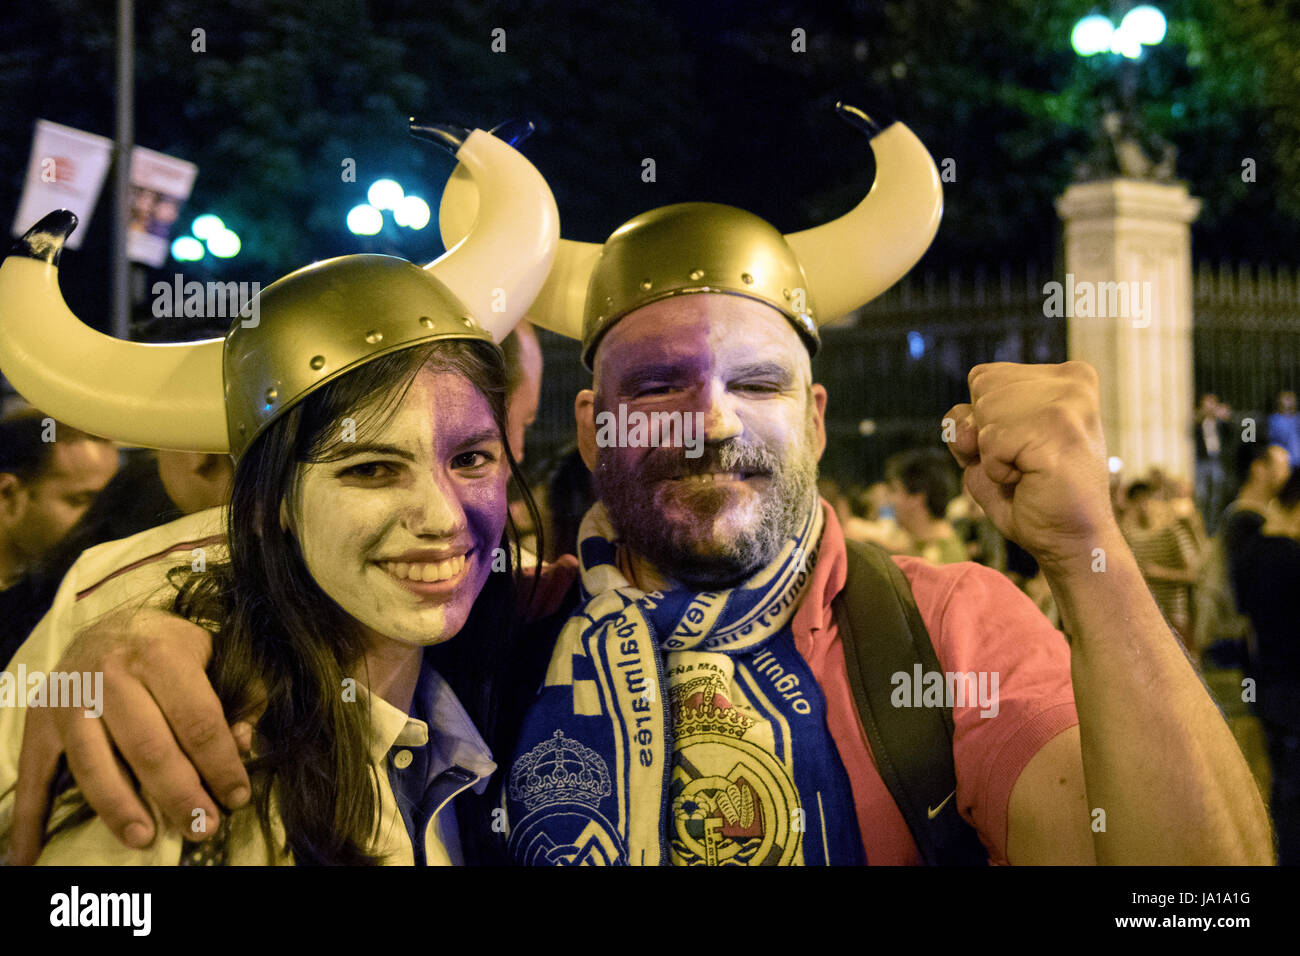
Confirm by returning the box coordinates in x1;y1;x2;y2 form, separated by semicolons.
791;499;848;658
363;655;497;793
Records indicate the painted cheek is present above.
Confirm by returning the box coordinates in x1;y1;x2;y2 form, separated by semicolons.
295;479;397;609
462;470;508;558
434;477;506;631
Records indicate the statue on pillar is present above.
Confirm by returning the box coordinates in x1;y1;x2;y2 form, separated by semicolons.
1075;102;1179;183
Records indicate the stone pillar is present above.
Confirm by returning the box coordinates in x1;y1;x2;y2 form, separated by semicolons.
1055;179;1202;485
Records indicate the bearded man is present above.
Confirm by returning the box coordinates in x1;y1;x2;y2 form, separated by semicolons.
0;106;1272;866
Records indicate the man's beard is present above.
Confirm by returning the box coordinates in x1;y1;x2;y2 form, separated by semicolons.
593;414;820;589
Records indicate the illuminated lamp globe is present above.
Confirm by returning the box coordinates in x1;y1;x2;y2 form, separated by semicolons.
1071;15;1114;57
191;214;225;240
367;179;404;211
171;236;204;262
1121;6;1167;46
394;195;431;230
207;228;241;258
347;204;383;236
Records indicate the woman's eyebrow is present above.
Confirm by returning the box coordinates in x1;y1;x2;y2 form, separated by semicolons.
333;442;416;462
451;427;504;451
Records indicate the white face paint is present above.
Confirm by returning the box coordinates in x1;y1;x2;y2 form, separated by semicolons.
285;367;508;650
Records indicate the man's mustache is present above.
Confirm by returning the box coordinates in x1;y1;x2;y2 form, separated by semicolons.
631;439;780;482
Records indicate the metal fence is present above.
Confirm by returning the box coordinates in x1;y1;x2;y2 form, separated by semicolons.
1192;263;1300;421
811;263;1063;485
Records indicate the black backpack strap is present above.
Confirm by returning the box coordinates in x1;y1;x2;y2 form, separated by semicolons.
833;539;988;865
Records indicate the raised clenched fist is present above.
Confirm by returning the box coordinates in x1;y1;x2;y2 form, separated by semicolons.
944;361;1117;571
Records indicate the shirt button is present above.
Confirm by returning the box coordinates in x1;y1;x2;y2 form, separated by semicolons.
392;749;413;769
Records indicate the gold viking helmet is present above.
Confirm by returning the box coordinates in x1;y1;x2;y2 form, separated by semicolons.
221;255;492;459
0;123;560;460
439;103;943;369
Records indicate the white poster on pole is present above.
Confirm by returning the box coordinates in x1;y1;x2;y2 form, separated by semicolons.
126;146;198;268
11;119;114;250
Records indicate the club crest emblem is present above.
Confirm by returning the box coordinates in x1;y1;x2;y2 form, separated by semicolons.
669;673;802;865
507;729;625;865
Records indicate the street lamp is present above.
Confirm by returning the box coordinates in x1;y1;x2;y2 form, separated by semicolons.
1120;6;1167;47
206;229;241;258
191;214;224;240
170;236;204;262
1070;14;1115;57
1071;6;1166;60
347;180;431;235
1069;5;1175;181
392;196;431;229
170;213;241;262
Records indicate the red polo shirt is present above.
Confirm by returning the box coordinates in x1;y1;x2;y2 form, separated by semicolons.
792;504;1079;864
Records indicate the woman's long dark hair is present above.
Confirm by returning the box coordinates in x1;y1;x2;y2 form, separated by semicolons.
169;338;541;865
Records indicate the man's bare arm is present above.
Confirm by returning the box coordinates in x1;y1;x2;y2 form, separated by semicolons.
951;362;1273;865
8;608;249;865
1004;545;1273;864
1042;534;1272;863
1006;726;1095;864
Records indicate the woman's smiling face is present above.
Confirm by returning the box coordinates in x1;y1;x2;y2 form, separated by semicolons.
283;366;508;648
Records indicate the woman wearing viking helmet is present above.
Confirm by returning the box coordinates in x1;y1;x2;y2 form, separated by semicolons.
0;120;558;864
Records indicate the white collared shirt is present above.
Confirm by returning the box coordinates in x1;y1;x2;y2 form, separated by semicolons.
367;659;496;866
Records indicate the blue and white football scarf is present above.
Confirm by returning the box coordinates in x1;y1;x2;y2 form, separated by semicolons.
505;500;864;865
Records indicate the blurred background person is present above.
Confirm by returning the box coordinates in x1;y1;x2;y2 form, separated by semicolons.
0;409;118;595
1232;468;1300;864
0;447;233;668
841;480;911;552
542;445;594;563
818;476;851;531
1109;469;1126;526
884;448;966;565
501;321;541;465
1194;392;1235;533
1156;468;1209;559
1269;390;1300;467
1004;539;1061;633
946;488;1006;572
1223;443;1293;582
1120;480;1201;650
501;322;545;564
1193;575;1271;797
0;315;243;666
1190;441;1294;794
155;450;234;519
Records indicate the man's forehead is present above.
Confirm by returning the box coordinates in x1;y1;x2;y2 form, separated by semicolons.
594;294;811;381
48;439;112;472
34;441;115;491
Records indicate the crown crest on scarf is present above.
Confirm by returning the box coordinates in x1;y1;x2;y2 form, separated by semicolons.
670;674;756;741
509;729;613;811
